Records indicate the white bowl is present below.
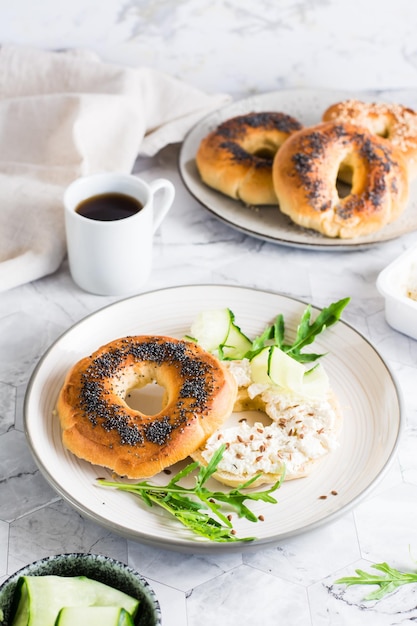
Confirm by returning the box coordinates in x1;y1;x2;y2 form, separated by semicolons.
377;244;417;340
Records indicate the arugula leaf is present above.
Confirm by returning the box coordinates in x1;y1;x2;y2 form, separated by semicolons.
244;297;350;363
97;444;282;542
336;561;417;601
194;444;227;487
248;323;276;357
285;298;350;358
274;314;285;348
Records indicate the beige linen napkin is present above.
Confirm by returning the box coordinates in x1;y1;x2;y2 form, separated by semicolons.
0;45;229;292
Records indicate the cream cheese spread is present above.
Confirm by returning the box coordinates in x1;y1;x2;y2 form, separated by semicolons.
201;358;340;479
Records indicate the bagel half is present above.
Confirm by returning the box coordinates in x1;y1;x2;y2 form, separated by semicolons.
273;121;409;238
323;99;417;179
56;335;237;478
196;111;303;205
191;388;343;488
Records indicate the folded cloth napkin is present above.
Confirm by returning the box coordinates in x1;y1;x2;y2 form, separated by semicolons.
0;44;230;292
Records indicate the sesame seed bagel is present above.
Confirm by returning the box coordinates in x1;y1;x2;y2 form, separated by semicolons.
196;111;303;205
56;335;237;479
272;121;409;239
322;99;417;179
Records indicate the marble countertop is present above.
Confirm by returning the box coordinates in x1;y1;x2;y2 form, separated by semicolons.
2;1;417;625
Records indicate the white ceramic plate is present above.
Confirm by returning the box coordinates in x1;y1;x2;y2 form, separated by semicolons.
24;285;403;553
179;89;417;250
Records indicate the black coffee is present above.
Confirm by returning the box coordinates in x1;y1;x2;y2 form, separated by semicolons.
76;192;143;221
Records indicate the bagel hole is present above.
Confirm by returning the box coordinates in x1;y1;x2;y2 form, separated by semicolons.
253;147;276;161
336;163;353;197
378;128;390;139
125;382;165;415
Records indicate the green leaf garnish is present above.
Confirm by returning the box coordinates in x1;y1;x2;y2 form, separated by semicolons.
336;561;417;600
97;444;283;542
287;298;350;359
244;298;350;363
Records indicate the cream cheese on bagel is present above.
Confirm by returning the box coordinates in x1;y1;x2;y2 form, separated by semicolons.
191;358;341;487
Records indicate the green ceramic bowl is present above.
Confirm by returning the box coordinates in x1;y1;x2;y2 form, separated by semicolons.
0;553;161;626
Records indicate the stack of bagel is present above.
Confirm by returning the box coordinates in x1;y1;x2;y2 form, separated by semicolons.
196;99;417;239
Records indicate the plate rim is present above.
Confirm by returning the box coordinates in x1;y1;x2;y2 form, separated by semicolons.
178;87;417;251
23;284;405;553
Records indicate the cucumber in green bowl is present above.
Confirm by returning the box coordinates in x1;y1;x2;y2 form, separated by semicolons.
9;575;139;626
55;606;134;626
0;553;161;626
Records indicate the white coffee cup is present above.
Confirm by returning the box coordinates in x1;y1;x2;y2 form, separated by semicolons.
64;173;175;296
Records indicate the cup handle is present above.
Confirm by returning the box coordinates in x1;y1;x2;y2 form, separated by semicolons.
149;178;175;232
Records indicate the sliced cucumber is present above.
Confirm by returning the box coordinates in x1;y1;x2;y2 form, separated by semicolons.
189;308;251;359
302;363;330;398
10;575;139;626
79;578;139;614
249;347;271;385
189;309;231;351
54;606;134;626
267;345;305;393
221;318;252;359
250;346;328;398
10;577;29;626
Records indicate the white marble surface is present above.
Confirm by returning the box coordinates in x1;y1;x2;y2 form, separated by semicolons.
2;1;417;625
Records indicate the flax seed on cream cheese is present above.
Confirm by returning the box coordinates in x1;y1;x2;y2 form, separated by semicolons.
199;358;341;482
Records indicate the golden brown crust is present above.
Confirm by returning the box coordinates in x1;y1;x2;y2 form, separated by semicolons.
272;121;409;239
196;111;303;205
56;335;237;478
323;99;417;179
